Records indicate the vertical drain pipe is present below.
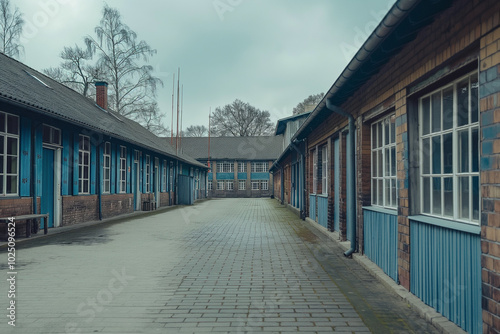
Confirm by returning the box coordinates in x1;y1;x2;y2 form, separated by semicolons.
326;100;356;257
290;140;305;219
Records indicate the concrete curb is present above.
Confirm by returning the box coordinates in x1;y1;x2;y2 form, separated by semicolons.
301;213;467;334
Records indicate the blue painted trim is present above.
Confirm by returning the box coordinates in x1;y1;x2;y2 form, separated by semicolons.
61;131;70;196
250;172;269;180
19;118;31;197
216;173;234;180
208;173;213;180
237;172;247;180
409;215;480;235
362;206;398;216
72;133;79;196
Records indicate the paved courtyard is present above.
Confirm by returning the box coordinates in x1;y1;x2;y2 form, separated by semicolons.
0;198;438;334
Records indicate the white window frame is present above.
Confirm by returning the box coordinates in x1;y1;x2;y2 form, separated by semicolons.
162;160;167;192
371;114;397;208
42;124;61;146
239;180;246;190
103;142;111;193
321;145;328;195
251;181;260;190
217;180;224;190
261;180;268;191
145;155;151;193
119;146;127;193
0;112;19;196
419;72;479;224
217;161;234;173
79;135;90;194
238;162;247;173
208;180;213;190
251;162;268;173
226;180;234;191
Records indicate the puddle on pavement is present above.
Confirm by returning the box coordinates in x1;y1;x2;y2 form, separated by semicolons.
57;234;113;246
294;226;318;243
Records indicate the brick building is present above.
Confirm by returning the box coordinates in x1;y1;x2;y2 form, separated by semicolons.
271;0;500;333
179;136;283;198
0;53;207;236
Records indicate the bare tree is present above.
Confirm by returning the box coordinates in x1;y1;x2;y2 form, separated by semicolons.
292;92;324;115
134;102;170;136
0;0;24;58
184;125;208;137
211;99;273;136
44;45;104;97
84;4;162;118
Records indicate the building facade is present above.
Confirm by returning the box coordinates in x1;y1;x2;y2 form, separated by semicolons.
271;0;500;333
179;136;283;198
0;54;207;237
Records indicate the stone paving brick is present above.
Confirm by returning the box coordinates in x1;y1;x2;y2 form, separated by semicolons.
0;198;440;333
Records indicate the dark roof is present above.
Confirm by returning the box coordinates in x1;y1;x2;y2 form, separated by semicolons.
0;53;206;169
293;0;454;141
274;112;311;136
177;136;284;161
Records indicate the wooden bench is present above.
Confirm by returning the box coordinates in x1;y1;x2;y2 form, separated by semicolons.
0;213;50;240
142;200;156;211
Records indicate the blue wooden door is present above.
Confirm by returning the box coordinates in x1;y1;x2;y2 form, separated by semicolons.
41;148;54;228
333;138;340;232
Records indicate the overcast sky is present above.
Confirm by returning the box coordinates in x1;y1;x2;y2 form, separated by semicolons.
15;0;394;131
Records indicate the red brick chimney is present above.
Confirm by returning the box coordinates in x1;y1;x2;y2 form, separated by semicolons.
95;81;108;110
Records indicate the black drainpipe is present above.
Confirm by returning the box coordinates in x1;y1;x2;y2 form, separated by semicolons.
326;99;357;257
290;140;305;219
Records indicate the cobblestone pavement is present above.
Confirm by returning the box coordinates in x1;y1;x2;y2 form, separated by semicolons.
0;198;439;334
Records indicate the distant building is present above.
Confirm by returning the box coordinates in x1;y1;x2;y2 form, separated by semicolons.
178;136;283;198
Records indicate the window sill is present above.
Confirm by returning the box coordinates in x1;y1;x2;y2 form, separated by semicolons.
408;215;480;235
362;206;397;216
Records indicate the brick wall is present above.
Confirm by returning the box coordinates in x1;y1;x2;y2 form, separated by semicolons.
160;192;170;207
356;120;372;254
62;195;98;226
101;193;134;219
479;25;500;334
0;198;35;237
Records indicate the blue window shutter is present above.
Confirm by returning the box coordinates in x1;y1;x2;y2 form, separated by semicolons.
98;144;103;194
90;142;96;194
19;118;31;197
35;126;43;197
127;146;132;193
72;133;79;196
61;130;70;196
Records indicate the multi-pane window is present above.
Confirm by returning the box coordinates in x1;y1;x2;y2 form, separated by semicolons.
321;145;328;195
261;180;268;191
42;125;61;146
169;162;173;191
226;181;234;190
239;180;246;190
145;155;151;193
208;180;213;190
419;72;479;223
119;146;126;193
371;114;396;208
251;162;268;172
79;135;90;194
162;160;167;192
312;149;318;194
0;112;19;195
217;180;224;190
217;161;234;173
238;162;247;173
103;142;111;193
251;181;260;190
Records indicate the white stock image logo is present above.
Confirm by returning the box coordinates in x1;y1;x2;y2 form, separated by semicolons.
339;0;394;61
64;267;135;333
213;0;243;21
20;0;74;44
